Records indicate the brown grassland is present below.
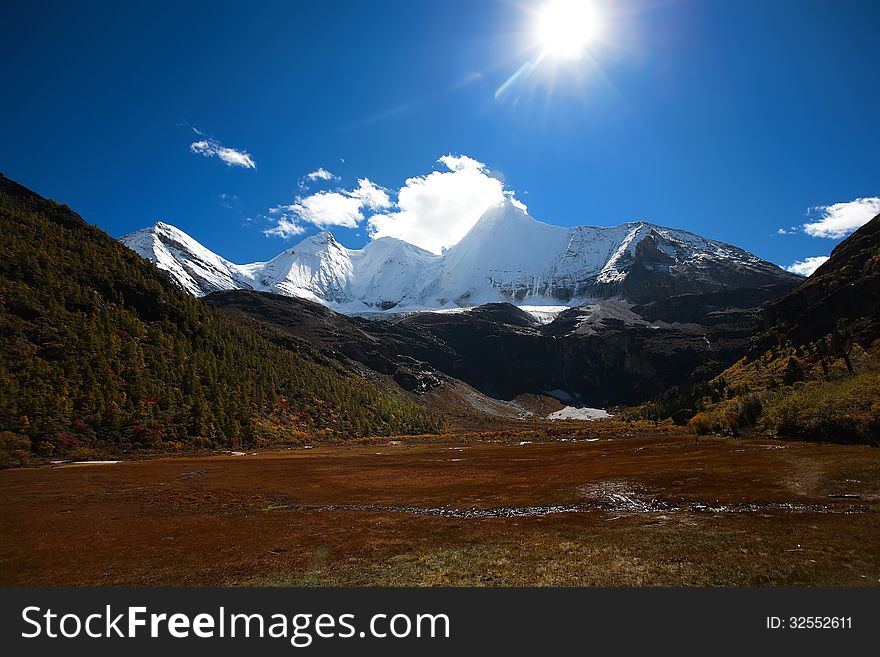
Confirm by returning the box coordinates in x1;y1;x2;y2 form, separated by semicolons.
1;423;878;587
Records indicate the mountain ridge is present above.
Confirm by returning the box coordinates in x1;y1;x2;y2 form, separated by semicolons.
121;200;800;312
758;211;880;349
631;212;880;443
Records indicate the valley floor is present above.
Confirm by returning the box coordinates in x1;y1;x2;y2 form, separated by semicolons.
1;432;879;586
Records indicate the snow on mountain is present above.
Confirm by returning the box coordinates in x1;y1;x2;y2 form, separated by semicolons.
256;231;353;303
433;202;569;306
120;201;799;313
119;221;257;296
348;237;439;309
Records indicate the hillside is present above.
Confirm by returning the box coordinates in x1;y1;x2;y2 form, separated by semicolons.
207;288;776;408
0;176;439;466
646;213;880;443
759;213;880;348
204;289;454;394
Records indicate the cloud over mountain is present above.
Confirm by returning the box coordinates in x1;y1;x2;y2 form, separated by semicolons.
266;178;391;234
803;197;880;239
367;155;517;254
263;155;524;252
785;255;829;277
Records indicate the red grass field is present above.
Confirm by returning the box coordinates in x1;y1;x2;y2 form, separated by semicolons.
2;430;879;586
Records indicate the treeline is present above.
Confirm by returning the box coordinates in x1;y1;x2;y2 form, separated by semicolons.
0;176;439;465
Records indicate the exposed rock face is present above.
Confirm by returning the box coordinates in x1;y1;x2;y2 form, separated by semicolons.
395;301;760;405
207;286;780;406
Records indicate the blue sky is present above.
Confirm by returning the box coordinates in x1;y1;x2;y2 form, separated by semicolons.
2;0;878;271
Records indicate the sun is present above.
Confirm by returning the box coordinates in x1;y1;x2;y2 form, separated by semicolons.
536;1;601;60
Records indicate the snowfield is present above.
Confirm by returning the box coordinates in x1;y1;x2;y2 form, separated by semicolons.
548;407;613;421
518;305;571;324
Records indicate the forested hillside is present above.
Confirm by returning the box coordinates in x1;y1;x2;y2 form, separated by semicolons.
0;175;439;465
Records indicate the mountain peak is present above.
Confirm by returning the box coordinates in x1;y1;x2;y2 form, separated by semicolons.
120;221;254;297
292;230;344;252
313;229;336;241
475;198;535;226
147;220;188;236
121;207;800;310
762;211;880;347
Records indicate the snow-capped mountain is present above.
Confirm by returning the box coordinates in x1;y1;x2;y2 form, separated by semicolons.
120;221;258;297
120;201;799;312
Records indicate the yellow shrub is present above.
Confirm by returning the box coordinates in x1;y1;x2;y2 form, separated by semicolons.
760;370;880;443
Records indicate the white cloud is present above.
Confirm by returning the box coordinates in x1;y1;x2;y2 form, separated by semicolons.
263;155;524;249
265;178;391;235
506;190;528;213
803;197;880;239
305;167;338;182
285;191;364;229
785;255;829;277
437;154;487;172
263;216;306;239
367;155;514;254
190;138;256;169
350;178;392;211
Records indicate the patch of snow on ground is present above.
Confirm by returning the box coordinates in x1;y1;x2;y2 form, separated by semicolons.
548;407;612;421
519;305;571;324
429;307;471;314
51;460;122;466
72;460;121;464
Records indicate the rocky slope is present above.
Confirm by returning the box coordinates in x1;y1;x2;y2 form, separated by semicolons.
757;211;880;349
207;287;779;407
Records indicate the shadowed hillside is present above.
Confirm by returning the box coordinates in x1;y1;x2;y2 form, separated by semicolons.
0;176;439;466
634;213;880;443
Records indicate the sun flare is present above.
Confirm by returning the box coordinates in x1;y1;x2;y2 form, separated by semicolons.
536;0;601;59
